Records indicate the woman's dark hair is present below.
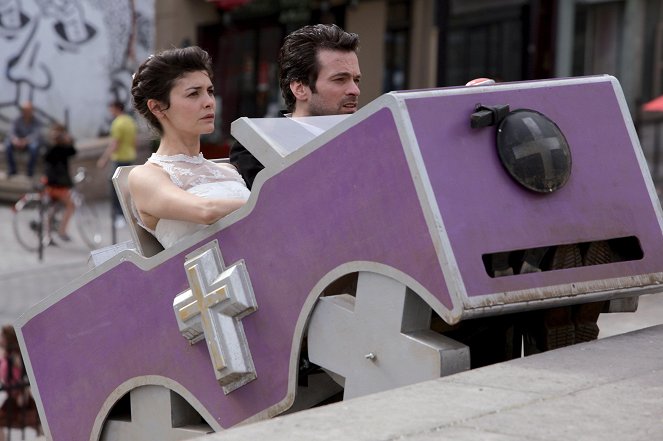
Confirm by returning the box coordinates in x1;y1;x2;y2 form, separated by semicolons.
131;46;213;134
278;24;359;113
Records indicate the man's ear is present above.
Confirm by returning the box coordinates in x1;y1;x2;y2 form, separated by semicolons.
290;81;310;101
147;99;165;118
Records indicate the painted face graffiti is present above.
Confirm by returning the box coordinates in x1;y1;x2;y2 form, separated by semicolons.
0;0;152;139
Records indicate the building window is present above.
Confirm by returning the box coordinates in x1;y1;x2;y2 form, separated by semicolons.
444;5;526;86
384;0;410;92
644;0;663;99
572;1;624;77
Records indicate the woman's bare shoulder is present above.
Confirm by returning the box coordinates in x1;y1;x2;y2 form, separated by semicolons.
128;162;169;189
214;161;241;174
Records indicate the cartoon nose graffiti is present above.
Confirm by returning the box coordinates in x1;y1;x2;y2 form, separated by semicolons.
7;17;52;93
0;0;152;140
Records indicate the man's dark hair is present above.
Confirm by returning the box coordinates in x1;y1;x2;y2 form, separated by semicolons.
131;46;213;135
278;24;359;113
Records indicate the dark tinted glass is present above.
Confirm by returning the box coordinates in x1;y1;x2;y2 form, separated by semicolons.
496;109;572;193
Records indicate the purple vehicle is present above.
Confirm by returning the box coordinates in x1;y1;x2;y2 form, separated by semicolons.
16;76;663;440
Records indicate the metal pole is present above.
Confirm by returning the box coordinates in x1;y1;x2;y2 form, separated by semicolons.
111;206;117;245
38;192;45;262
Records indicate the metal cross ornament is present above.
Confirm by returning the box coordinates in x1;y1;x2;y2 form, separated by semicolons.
173;241;258;394
308;271;470;399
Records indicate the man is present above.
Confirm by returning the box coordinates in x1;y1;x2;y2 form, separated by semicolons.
98;101;137;226
5;101;42;177
230;24;361;189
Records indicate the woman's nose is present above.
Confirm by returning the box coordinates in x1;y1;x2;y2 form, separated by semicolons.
205;94;215;108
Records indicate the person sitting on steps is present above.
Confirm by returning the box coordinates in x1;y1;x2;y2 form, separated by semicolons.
5;101;43;178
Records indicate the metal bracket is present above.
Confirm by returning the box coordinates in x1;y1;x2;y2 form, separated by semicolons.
470;104;510;128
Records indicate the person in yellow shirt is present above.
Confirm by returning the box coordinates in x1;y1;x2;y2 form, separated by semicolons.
98;101;137;227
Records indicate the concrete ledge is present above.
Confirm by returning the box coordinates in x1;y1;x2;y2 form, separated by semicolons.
199;324;663;441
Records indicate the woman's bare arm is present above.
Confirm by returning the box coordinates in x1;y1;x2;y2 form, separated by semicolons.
128;164;246;230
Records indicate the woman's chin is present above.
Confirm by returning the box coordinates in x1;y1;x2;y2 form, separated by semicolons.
200;123;216;134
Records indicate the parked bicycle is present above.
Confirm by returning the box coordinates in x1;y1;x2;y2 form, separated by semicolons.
12;167;104;259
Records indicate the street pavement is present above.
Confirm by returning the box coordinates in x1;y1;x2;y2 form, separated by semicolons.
0;199;133;326
0;198;132;441
0;197;662;440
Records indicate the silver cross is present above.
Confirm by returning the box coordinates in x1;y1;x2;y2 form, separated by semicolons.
173;242;257;394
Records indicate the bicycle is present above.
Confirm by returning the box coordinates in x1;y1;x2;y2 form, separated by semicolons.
12;167;104;259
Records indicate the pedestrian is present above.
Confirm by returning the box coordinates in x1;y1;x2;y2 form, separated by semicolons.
43;123;77;242
0;325;40;440
5;101;43;178
97;101;137;228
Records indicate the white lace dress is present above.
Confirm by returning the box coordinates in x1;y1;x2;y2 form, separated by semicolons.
140;153;250;249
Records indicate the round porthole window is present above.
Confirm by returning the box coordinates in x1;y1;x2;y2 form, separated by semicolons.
496;109;572;193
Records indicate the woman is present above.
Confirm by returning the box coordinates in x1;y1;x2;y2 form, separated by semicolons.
129;46;249;249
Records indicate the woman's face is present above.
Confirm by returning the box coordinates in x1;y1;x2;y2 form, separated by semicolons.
159;70;215;139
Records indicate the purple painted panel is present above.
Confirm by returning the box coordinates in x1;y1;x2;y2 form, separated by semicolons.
22;108;449;440
406;80;663;297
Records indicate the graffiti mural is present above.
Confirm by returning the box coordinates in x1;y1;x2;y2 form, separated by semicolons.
0;0;154;140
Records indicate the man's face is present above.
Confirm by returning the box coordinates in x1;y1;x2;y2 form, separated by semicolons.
296;49;361;117
21;102;33;120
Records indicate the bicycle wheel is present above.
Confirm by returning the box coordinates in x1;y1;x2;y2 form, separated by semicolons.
75;201;104;249
13;195;47;252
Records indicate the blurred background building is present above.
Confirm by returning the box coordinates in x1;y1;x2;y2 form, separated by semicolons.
1;0;663;179
156;0;663;180
0;0;155;141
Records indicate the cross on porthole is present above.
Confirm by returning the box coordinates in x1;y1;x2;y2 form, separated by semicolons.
173;242;257;394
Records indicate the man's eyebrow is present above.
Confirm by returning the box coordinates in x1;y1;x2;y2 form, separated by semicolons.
330;71;359;78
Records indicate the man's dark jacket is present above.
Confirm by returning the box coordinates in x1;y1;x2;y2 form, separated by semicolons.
229;141;263;190
229;111;287;189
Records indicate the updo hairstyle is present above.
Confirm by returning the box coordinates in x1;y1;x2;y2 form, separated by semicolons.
131;46;214;135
